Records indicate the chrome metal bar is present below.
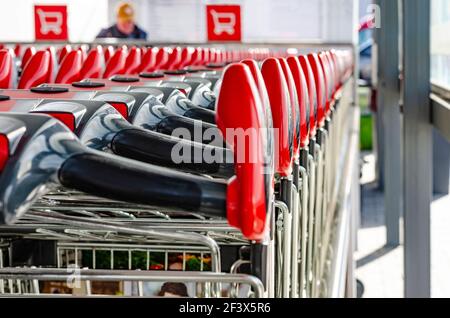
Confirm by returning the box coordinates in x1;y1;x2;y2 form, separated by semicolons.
431;81;450;101
325;88;360;298
266;202;276;298
315;127;330;296
274;200;289;298
27;211;222;274
430;93;450;142
0;40;355;48
298;165;308;298
312;139;324;297
305;152;316;297
290;181;299;298
230;259;251;298
0;268;265;298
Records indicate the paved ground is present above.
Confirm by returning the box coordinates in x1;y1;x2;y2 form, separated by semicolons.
355;153;450;298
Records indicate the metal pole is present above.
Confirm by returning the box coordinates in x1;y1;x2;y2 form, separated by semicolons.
432;129;450;195
379;0;402;246
402;0;432;298
374;0;385;190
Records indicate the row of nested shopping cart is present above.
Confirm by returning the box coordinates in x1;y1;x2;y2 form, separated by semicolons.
0;43;353;298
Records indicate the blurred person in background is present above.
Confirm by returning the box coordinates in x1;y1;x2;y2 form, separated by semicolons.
96;2;147;40
157;283;189;297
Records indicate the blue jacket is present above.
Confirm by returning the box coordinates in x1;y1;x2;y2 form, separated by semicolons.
96;24;147;40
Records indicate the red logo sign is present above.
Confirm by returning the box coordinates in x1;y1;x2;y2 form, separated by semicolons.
206;5;241;42
34;5;68;41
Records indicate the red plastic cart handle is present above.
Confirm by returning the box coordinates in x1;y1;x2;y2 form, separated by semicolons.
18;50;51;89
261;58;293;177
278;57;301;158
103;46;114;64
318;51;332;114
165;47;182;71
153;47;169;71
287;56;310;148
103;48;126;79
307;53;326;128
123;47;142;75
55;50;83;84
80;46;104;79
298;55;318;139
21;47;36;70
241;59;274;132
140;48;157;73
0;50;14;89
216;63;273;241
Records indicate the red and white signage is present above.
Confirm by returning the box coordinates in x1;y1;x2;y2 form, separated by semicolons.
34;5;68;41
206;5;241;42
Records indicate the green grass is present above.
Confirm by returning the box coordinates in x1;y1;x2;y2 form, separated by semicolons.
360;114;373;151
358;87;373;151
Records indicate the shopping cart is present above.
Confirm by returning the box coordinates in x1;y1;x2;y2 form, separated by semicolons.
36;9;64;35
0;199;260;297
0;129;261;297
210;10;236;35
0;45;355;299
0;62;277;298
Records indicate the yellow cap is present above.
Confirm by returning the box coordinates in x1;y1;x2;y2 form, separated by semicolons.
117;2;134;22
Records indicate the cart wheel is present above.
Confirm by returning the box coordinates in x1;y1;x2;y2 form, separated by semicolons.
356;279;365;298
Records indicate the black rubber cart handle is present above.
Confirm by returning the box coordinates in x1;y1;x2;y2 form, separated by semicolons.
111;128;234;178
59;151;227;217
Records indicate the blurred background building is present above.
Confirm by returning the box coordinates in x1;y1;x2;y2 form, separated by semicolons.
0;0;358;43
